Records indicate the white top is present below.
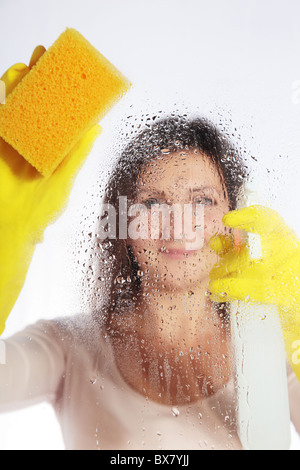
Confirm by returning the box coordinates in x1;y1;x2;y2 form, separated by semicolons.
0;314;299;450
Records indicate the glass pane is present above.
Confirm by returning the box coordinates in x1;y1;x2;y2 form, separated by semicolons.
1;0;300;452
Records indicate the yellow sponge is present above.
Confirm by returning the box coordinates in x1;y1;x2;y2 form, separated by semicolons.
0;28;131;176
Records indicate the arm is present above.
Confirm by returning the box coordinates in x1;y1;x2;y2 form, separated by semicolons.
0;49;100;335
0;320;65;412
209;205;300;383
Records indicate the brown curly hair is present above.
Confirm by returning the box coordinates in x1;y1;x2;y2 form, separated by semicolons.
83;115;248;328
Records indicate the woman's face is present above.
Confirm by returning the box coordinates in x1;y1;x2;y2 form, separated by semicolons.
127;149;230;292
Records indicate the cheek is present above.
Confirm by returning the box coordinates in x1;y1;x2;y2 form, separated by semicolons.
204;206;229;241
127;239;160;272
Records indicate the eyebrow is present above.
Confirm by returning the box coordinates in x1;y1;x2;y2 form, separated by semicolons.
189;186;220;194
137;185;222;196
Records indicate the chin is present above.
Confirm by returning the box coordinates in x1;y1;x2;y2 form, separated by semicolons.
149;269;208;293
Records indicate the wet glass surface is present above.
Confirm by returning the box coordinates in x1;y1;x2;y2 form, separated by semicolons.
1;0;300;451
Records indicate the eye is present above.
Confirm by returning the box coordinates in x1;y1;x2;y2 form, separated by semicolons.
144;197;160;208
194;196;214;206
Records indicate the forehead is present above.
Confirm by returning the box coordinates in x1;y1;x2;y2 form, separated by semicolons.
138;150;223;191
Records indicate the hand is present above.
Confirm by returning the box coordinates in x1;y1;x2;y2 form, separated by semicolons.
0;47;101;334
208;205;300;381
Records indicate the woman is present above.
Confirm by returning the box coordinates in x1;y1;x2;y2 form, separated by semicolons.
0;115;299;450
89;116;245;405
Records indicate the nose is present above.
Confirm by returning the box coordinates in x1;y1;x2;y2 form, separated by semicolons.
183;203;204;248
151;202;204;249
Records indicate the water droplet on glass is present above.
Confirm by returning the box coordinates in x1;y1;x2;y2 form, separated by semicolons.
171;407;180;417
116;275;125;284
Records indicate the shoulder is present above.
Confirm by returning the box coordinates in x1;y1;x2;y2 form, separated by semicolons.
10;313;103;354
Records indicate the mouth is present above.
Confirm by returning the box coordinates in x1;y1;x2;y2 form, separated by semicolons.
159;247;200;259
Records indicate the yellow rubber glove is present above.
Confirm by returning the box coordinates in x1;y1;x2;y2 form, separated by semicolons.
0;46;101;335
208;205;300;382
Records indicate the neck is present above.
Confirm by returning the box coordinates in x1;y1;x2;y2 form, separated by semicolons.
137;281;212;346
107;281;232;406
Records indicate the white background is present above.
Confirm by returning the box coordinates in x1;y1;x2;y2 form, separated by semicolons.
0;0;299;450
